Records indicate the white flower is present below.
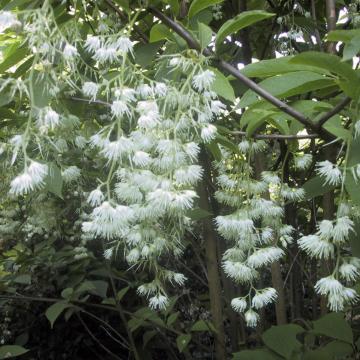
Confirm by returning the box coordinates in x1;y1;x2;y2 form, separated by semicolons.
82;82;99;99
75;136;87;149
63;44;78;59
247;247;284;268
0;11;21;33
294;154;312;170
339;262;360;281
315;276;343;296
245;309;259;328
137;100;158;114
115;36;133;53
184;142;200;161
238;140;250;153
333;216;353;243
154;82;167;97
192;70;215;92
298;234;334;259
316;160;342;186
103;248;113;259
138;114;159;129
10;173;35;196
261;171;280;185
87;189;104;207
280;185;305;201
327;287;358;311
62;166;81;182
137;84;153;98
93;46;118;63
111;100;130;118
137;282;157;297
223;261;258;283
126;248;140;263
317;220;334;240
261;228;274;243
171;190;197;211
231;297;247;313
216;216;254;239
115;183;143;203
173;273;187;286
201;124;217;143
28;161;48;183
41;108;60;129
133;151;151;167
210;100;226;115
101;137;134;161
174;165;203;185
85;36;101;52
252;288;277;309
149;294;169;310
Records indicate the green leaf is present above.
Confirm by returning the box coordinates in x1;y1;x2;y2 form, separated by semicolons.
343;34;360;61
345;170;360;207
349;218;360;257
143;330;157;347
191;319;216;332
134;41;163;68
167;312;179;326
91;280;109;298
188;0;224;18
176;334;191;353
302;176;336;200
262;324;304;359
45;163;63;198
327;29;359;43
311;313;353;344
0;44;28;73
233;349;282;360
198;22;212;49
45;302;71;329
150;23;173;43
241;56;330;78
215;11;275;50
206;141;222;161
238;71;334;108
31;72;51;108
13;274;31;284
210;68;235;101
304;341;353;360
290;52;355;80
117;286;129;301
0;345;29;359
322;115;351;140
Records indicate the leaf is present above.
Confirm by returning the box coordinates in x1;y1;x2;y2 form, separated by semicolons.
91;280;109;298
176;334;191;353
343;34;360;61
290;52;355;80
345;170;360;207
215;11;275;50
188;0;224;18
134;41;163;68
198;22;212;49
322;115;351;140
31;72;51;108
150;23;173;43
210;68;235;101
143;330;157;347
262;324;304;359
45;163;63;198
311;312;353;344
45;302;71;329
206;141;222;161
0;345;29;359
302;176;336;200
349;218;360;257
238;71;334;108
233;349;282;360
117;286;129;301
0;43;28;73
167;312;179;326
13;274;31;284
241;56;329;78
303;341;353;360
191;319;216;332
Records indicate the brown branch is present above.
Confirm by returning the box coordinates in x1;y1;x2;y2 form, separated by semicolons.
316;96;351;128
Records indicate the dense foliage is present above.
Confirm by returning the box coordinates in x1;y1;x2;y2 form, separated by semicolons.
1;0;360;359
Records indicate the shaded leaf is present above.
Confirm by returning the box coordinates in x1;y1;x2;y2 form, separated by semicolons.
188;0;224;18
0;345;29;359
45;302;71;329
176;334;191;353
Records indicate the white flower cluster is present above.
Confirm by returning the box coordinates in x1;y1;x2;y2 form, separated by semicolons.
298;215;360;311
214;146;291;327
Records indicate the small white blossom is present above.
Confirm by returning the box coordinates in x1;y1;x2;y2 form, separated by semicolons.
339;262;360;281
101;137;134;161
87;189;105;207
10;173;36;196
40;108;60;130
174;165;203;185
111;100;131;118
149;294;169;310
137;282;157;297
63;44;78;59
252;288;277;309
115;36;133;53
201;124;217;143
126;248;140;263
231;297;247;313
244;309;259;327
133;151;151;167
93;46;118;63
223;261;258;283
316;160;342;186
0;11;21;33
62;166;81;182
154;82;167;97
210;100;226;115
261;171;281;185
298;234;334;259
317;220;334;240
294;154;312;170
85;35;101;52
333;216;353;243
238;140;250;153
82;82;99;99
247;247;284;268
75;136;87;149
192;70;215;92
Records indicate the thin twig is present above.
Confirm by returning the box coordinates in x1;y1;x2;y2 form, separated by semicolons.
316;96;352;128
231;131;319;140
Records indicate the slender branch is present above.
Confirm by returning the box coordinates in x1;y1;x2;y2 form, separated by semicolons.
231;131;319;140
316;96;351;128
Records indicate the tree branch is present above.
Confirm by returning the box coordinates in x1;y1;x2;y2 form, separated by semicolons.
231;131;319;140
316;96;351;128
